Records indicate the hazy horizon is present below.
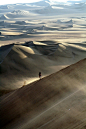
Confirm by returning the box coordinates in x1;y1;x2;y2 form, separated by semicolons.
0;0;86;5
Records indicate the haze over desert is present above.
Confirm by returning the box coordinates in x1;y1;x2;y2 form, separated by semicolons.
0;0;86;128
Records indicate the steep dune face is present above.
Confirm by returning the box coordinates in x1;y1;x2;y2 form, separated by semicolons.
0;43;14;64
0;58;86;128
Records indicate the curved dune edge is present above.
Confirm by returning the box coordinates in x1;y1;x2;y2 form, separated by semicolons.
0;58;86;128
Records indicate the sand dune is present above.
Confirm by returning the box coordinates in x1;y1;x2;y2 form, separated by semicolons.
0;10;38;19
0;43;14;64
0;16;85;42
57;19;73;25
0;14;9;20
0;21;5;26
0;12;86;41
0;58;86;128
0;41;86;91
15;20;27;25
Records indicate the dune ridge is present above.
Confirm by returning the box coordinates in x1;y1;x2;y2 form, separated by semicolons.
0;58;86;128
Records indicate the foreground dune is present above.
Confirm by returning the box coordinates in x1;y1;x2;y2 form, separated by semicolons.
0;58;86;128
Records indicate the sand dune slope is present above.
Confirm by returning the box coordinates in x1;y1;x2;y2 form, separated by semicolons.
0;43;55;90
0;41;86;91
0;41;86;90
0;58;86;128
0;43;14;64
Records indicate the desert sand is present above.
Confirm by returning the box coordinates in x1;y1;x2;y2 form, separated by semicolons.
0;0;86;128
0;58;86;128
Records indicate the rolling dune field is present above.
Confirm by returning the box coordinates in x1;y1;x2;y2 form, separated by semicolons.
0;0;86;129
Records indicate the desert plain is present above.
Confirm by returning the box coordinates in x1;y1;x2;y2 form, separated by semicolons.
0;0;86;129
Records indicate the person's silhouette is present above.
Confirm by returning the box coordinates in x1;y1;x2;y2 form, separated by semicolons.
39;72;41;79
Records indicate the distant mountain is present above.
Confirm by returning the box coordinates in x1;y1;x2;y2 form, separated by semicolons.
0;5;9;9
0;0;86;17
33;5;76;15
34;6;55;14
51;0;86;5
68;0;86;4
0;10;38;19
72;2;86;10
0;0;86;7
29;0;50;6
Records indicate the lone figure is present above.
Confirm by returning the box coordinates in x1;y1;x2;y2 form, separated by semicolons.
39;72;41;79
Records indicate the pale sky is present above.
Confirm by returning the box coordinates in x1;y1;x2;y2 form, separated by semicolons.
0;0;82;5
